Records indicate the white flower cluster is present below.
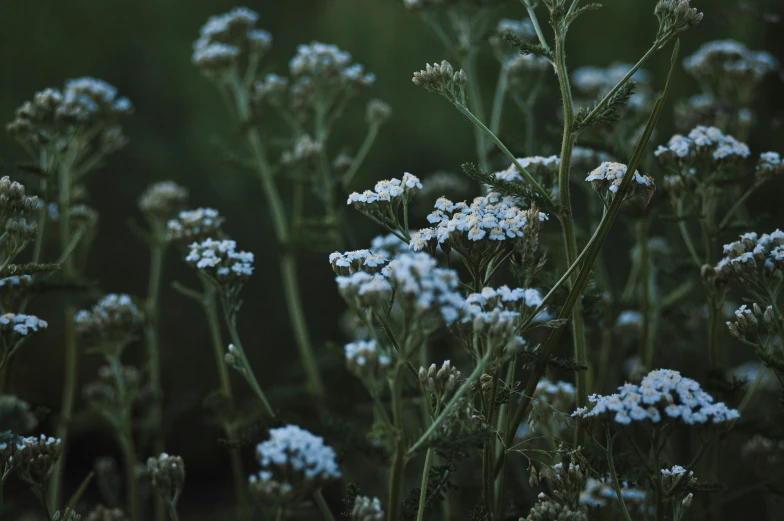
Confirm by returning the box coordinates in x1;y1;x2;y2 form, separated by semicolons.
757;151;783;178
494;156;560;182
329;249;388;276
63;77;133;116
192;7;271;72
655;126;751;170
573;368;740;425
351;495;384;521
167;208;224;243
289;42;374;87
615;310;643;328
369;233;409;258
335;271;393;310
418;192;547;247
714;230;784;281
347;173;423;210
0;313;48;337
456;286;541;351
504;54;551;80
585;162;654;196
253;73;289;104
580;477;647;508
572;63;651;97
533;379;576;406
249;425;340;503
683;40;778;85
74;294;144;341
185;239;254;282
383;253;463;325
138;181;189;221
0;275;32;289
11;434;63;482
661;465;691;476
344;339;390;381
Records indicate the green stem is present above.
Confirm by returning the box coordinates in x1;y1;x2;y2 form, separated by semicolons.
463;49;489;173
341;123;381;189
228;73;326;399
313;489;336;521
201;285;250;521
223;311;275;418
416;448;435;521
488;68;508;139
121;436;139;521
387;363;407;521
144;229;167;521
166;501;180;521
718;181;759;231
49;155;77;511
519;0;551;56
452;102;552;204
638;218;655;368
551;18;589;441
605;425;634;521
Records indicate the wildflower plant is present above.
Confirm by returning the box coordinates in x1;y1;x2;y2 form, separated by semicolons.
2;0;784;520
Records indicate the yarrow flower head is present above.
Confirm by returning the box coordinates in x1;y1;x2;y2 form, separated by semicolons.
335;271;393;310
382;252;463;326
655;126;751;173
0;313;48;338
185;238;254;283
344;339;391;382
347;173;423;211
12;434;63;485
756;151;783;180
329;249;389;276
580;477;648;510
585;162;654;198
683;40;777;100
351;496;385;521
412;60;467;102
138;181;189;223
494;156;560;183
713;229;784;283
192;7;270;76
74;294;144;354
422;192;547;252
167;208;225;244
249;425;340;504
573;368;740;426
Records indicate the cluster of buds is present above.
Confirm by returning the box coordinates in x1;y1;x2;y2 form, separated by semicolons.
660;465;697;499
524;462;588;521
147;453;186;504
533;379;577;413
280;134;323;167
351;496;384;521
74;294;144;355
344;339;391;385
713;230;784;286
185;238;255;285
13;434;63;485
288;42;376;112
756;152;783;180
0;176;39;259
249;425;341;504
252;73;289;105
366;99;392;127
725;303;776;341
419;360;461;406
84;505;128;521
138;181;189;224
7;79;132;153
329;249;388;275
82;364;142;407
654;0;703;39
192;7;271;77
412;60;467;103
335;271;393;311
167;208;225;244
0;395;38;433
584;162;655;202
683;40;777;106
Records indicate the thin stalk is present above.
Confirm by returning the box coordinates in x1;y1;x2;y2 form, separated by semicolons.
387;363;407;521
49;155;77;510
638;218;654;368
121;437;139;521
718;181;759;231
452;102;553;204
202;285;250;521
605;425;634;521
488;68;508;139
519;0;551;56
228;73;326;398
313;489;336;521
166;501;180;521
144;226;166;521
551;18;589;438
500;39;681;467
463;49;490;173
416;448;435;521
341;123;381;189
223;310;275;418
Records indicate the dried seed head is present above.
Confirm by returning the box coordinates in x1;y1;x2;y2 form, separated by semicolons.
147;453;186;502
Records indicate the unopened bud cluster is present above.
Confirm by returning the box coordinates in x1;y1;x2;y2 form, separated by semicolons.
147;452;186;502
351;495;384;521
12;434;63;484
74;294;144;352
654;0;703;39
714;230;784;284
0;177;39;254
419;360;461;404
344;339;391;382
725;303;774;341
412;61;467;102
167;208;225;244
138;181;189;223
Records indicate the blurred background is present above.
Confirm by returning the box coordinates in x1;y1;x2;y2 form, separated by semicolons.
1;0;783;518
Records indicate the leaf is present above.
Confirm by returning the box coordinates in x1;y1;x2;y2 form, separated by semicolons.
501;34;553;60
574;81;636;131
461;162;551;210
566;3;603;25
0;263;60;278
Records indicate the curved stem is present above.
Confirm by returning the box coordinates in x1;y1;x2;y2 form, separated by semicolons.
313;489;336;521
416;448;435;521
387;363;407;521
605;425;634;521
342;124;381;189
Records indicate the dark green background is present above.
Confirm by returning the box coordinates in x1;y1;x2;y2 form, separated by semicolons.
1;0;782;517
